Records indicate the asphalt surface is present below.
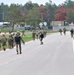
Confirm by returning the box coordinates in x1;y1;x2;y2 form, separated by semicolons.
0;32;74;75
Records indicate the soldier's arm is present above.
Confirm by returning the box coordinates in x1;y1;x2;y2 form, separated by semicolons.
21;36;25;44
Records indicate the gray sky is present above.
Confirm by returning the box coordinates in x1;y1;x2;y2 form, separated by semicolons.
0;0;67;5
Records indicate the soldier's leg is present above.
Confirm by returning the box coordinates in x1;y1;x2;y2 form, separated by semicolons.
8;43;11;49
9;43;12;49
3;46;6;51
11;42;14;48
19;43;22;54
40;38;43;44
16;44;18;54
41;38;43;44
71;33;73;38
60;32;62;35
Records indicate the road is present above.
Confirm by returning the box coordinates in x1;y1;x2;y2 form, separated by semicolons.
0;32;74;75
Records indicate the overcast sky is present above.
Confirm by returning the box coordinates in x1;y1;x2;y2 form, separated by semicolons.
0;0;68;5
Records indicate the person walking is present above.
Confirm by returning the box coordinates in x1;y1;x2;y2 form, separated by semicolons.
70;28;74;38
59;28;62;35
21;30;26;37
63;28;66;35
1;34;7;51
8;34;14;49
14;32;25;54
32;31;36;40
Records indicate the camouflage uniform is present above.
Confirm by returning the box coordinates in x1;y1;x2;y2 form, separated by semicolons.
1;34;7;51
21;30;25;37
36;31;39;39
63;28;66;35
0;39;1;50
43;30;47;37
8;35;14;49
32;31;36;40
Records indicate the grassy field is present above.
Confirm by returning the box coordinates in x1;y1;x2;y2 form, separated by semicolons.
23;32;32;42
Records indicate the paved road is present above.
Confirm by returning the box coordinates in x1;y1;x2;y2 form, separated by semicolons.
0;32;74;75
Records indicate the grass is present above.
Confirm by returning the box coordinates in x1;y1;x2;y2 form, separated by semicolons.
23;34;32;42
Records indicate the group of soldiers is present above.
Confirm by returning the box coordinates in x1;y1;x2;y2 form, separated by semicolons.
59;28;74;38
0;34;14;51
0;30;47;54
32;30;47;44
0;31;25;54
59;28;67;35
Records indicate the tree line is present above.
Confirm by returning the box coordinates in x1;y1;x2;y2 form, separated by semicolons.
0;0;74;29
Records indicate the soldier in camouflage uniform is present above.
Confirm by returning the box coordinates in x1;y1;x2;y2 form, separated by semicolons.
36;31;39;39
8;34;14;49
63;28;66;35
43;30;47;37
32;31;36;40
1;34;7;51
21;30;25;37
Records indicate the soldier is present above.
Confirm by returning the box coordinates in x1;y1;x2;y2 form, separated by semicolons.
14;32;25;54
63;28;66;35
43;30;47;37
8;34;14;49
32;31;36;40
39;32;44;45
36;31;39;39
9;30;12;35
21;30;26;37
59;28;62;35
70;28;74;38
1;34;7;51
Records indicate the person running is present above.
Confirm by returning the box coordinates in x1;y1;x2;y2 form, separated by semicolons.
39;32;44;45
14;32;25;54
